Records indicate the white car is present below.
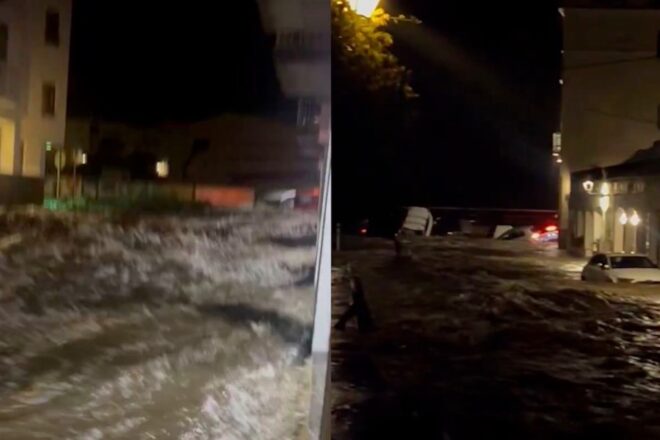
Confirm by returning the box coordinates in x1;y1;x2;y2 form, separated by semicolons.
581;253;660;284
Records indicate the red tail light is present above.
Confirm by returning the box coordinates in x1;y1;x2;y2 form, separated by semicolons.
545;225;558;232
359;228;368;235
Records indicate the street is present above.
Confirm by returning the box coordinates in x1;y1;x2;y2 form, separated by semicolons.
0;208;316;439
332;237;660;439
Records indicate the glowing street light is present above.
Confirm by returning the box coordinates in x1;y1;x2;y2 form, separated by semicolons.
348;0;380;16
618;211;628;225
582;180;594;192
600;181;610;196
630;211;641;227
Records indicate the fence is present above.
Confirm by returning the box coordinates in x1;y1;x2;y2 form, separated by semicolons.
45;176;256;209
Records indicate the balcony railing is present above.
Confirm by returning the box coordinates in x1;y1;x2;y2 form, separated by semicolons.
274;31;330;61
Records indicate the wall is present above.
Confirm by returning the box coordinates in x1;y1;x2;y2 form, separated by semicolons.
0;174;43;205
21;0;72;178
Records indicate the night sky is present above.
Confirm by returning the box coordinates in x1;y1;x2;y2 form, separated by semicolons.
67;0;282;123
68;1;563;217
334;0;563;221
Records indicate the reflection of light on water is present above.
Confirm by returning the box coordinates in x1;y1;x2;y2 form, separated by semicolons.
560;263;584;273
336;235;660;435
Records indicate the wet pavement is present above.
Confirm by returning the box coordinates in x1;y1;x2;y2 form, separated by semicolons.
332;237;660;439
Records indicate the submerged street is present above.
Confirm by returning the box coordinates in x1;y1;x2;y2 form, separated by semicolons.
332;237;660;439
0;208;317;439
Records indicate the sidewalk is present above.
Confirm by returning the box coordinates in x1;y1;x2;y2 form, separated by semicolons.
331;241;451;439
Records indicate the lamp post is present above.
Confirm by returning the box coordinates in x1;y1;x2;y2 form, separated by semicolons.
348;0;380;16
598;181;610;251
72;150;87;199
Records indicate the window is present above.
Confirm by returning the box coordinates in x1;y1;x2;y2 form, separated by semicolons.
45;10;60;46
610;256;657;269
589;254;608;267
0;23;8;61
42;82;56;116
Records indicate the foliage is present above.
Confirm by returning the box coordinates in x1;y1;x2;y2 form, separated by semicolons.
332;0;418;99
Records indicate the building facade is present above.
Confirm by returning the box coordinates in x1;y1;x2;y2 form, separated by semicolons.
0;0;71;204
569;148;660;261
557;6;660;250
65;114;320;188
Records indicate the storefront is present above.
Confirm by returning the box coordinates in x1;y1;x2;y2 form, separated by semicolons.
568;159;660;261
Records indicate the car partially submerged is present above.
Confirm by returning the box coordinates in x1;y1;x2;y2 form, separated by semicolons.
581;253;660;284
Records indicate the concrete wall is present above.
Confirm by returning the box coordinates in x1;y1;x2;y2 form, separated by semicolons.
0;174;43;205
561;8;660;171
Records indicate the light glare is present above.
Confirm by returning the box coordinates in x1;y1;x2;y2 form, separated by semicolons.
630;211;641;227
348;0;380;16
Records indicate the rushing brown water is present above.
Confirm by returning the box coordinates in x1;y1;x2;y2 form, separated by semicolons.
333;237;660;439
0;208;317;439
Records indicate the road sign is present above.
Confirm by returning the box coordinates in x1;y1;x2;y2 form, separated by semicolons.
54;151;66;170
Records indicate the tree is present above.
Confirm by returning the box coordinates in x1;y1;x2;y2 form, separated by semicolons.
331;0;417;99
332;1;420;222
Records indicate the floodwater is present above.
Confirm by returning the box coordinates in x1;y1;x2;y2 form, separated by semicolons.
0;208;317;439
332;237;660;439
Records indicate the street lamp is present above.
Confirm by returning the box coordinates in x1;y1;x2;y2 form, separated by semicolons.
600;181;610;196
630;211;641;227
618;211;628;225
348;0;380;16
582;180;594;192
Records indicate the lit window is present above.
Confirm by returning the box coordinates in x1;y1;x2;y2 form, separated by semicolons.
156;160;169;178
42;82;56;116
45;10;60;46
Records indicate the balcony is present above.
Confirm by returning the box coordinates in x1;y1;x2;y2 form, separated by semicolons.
275;30;329;61
257;0;330;99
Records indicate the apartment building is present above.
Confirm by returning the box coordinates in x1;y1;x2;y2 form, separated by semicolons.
0;0;71;204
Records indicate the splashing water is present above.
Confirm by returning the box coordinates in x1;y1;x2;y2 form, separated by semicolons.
0;207;317;439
